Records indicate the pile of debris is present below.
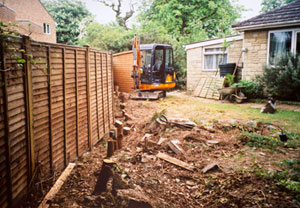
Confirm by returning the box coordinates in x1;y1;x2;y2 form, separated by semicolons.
47;92;298;208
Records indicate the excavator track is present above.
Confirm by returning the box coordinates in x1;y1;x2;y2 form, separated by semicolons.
130;90;166;100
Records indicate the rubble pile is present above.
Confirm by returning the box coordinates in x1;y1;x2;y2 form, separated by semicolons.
49;93;299;208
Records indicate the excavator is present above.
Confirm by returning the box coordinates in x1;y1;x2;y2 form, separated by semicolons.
131;34;176;100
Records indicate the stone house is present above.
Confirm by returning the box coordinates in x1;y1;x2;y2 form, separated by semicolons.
185;0;300;96
0;0;56;43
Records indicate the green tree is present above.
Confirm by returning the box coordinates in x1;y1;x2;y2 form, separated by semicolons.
141;0;242;42
138;0;242;88
79;22;134;52
260;0;296;13
43;0;94;45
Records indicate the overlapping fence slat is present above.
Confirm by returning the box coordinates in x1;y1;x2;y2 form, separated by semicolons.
0;36;114;208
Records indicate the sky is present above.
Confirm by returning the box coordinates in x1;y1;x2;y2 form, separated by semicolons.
84;0;263;25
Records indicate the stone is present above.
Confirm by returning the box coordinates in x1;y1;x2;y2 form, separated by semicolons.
246;120;257;128
265;125;277;131
229;119;241;127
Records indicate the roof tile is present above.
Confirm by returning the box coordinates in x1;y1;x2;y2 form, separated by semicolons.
233;0;300;28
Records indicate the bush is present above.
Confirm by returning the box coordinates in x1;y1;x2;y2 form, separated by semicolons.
242;132;283;152
235;80;264;99
256;53;300;101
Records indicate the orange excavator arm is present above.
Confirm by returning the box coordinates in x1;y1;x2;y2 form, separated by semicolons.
132;34;141;89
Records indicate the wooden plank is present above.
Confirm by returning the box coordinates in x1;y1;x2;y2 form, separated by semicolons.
85;46;92;150
204;78;214;98
100;53;106;134
106;53;110;129
109;52;115;125
198;78;207;97
38;163;75;208
75;50;79;157
94;52;100;142
23;36;35;180
1;40;13;206
62;48;67;167
47;46;53;172
156;152;194;171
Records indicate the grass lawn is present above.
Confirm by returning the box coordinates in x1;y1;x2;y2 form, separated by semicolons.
155;95;300;134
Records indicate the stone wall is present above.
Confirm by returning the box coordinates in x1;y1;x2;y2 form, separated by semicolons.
243;30;268;80
186;40;243;91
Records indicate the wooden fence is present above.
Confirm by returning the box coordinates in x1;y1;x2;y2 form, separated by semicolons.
0;36;114;208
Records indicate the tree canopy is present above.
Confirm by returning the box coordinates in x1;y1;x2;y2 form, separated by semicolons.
141;0;241;43
43;0;93;45
260;0;296;13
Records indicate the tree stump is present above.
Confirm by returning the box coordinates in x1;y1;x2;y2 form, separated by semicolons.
107;140;114;158
93;159;116;195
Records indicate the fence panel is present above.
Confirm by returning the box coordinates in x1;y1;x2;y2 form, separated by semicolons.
0;37;114;207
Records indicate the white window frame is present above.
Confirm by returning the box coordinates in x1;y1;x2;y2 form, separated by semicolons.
267;28;300;64
43;23;51;35
202;45;228;71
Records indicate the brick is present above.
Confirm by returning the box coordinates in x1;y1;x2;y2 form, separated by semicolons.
0;0;57;43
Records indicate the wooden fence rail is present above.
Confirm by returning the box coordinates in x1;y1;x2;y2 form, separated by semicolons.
0;36;114;208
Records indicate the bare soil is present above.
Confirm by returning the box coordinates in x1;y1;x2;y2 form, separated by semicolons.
42;93;299;208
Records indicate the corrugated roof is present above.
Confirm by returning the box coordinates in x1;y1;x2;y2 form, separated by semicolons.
233;0;300;29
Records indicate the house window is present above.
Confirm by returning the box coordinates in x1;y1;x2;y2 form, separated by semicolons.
269;31;292;64
203;47;227;71
43;23;50;34
268;29;300;64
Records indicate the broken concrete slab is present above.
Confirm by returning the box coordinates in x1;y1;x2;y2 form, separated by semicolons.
167;117;197;128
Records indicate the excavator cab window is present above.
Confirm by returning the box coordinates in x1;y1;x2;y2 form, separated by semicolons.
141;50;152;83
153;46;165;83
165;48;173;68
141;50;151;68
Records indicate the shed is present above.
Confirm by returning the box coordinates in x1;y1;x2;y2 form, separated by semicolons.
184;35;243;98
112;51;134;92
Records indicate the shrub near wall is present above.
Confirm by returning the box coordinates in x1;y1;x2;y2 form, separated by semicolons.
256;54;300;101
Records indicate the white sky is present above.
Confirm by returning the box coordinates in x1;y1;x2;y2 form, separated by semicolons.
84;0;263;25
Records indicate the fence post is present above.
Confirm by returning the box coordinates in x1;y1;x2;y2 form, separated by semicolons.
105;53;110;129
75;49;79;157
62;48;67;166
100;53;106;135
47;46;53;172
85;46;92;150
1;37;12;207
95;52;100;141
23;36;35;181
109;51;115;125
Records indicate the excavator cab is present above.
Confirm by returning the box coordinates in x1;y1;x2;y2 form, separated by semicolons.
131;38;176;99
140;44;175;86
